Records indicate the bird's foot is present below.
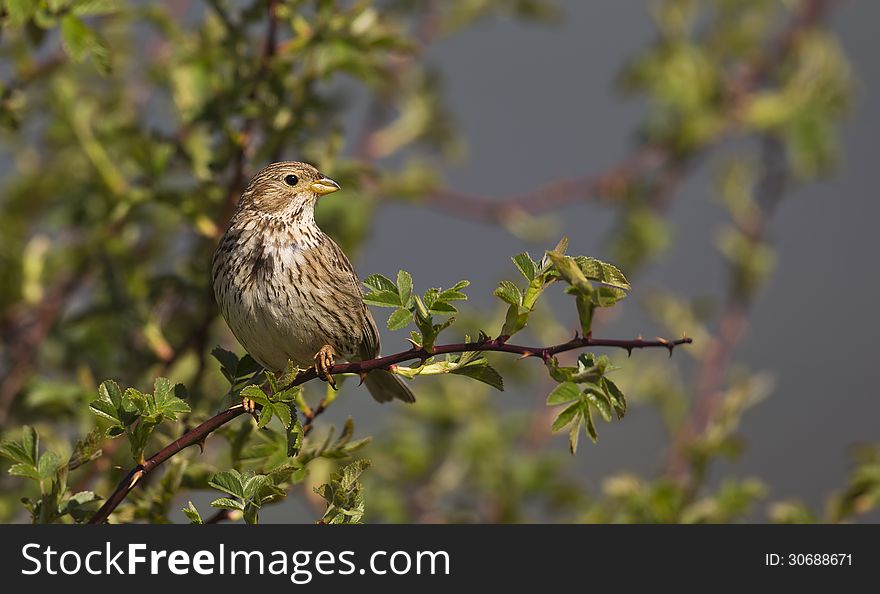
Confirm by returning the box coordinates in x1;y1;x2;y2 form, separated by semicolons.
242;396;259;420
314;345;338;390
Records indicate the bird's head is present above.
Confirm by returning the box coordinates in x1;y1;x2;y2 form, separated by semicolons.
236;161;340;221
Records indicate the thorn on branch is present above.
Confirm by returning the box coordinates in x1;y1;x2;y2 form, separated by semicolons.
89;330;693;523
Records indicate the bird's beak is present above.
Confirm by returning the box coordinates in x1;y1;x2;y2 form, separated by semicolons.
310;177;341;196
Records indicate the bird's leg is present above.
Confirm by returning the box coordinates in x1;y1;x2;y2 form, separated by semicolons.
242;378;269;421
314;345;338;390
242;395;257;417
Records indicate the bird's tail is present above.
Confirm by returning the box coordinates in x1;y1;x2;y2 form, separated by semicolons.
364;369;415;403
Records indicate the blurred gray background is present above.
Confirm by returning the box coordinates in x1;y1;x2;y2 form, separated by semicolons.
292;0;880;518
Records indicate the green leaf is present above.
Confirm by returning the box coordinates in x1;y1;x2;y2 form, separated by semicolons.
127;421;155;464
182;501;203;524
449;362;504;390
512;253;537;280
212;348;261;386
547;382;581;405
210;497;245;511
569;417;582;455
38;451;61;481
314;460;371;524
60;14;110;73
575;293;595;336
413;294;430;322
8;464;41;481
287;414;304;457
397;270;413;306
386;307;412;330
363;273;396;292
243;475;272;500
363;290;402;307
574;256;631;291
22;424;37;462
494;280;522;306
547;250;592;294
584;406;598;443
106;425;125;437
153;377;191;418
601;377;627;419
241;385;270;407
273;402;292;429
98;379;124;412
552;401;582;432
64;491;101;523
90;380;137;429
236;355;262;380
209;470;245;498
428;300;457;315
68;428;103;471
211;347;239;379
124;388;150;417
0;426;38;466
4;0;37;26
437;281;469;302
423;287;439;309
89;399;123;425
584;387;613;422
264;371;278;394
71;1;121;16
256;404;275;429
338;459;370;490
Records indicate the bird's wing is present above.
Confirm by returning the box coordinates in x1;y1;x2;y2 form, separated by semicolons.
359;307;382;361
322;235;381;360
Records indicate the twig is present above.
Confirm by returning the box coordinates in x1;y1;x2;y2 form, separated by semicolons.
88;332;692;523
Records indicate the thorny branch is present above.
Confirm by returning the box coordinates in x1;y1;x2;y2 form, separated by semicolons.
88;333;692;523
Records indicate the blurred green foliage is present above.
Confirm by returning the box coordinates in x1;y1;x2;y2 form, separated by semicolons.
0;0;874;524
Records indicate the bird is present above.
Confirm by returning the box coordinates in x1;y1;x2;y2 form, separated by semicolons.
211;161;415;408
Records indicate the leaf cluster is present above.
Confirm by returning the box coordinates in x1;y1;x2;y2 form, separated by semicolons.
89;377;191;464
0;426;101;523
546;353;627;454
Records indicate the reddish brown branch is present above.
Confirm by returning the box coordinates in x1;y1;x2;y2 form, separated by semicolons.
88;332;692;523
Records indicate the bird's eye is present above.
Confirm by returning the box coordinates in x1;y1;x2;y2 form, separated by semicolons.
283;174;299;186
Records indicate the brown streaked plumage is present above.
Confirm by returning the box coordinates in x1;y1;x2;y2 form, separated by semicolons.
212;161;415;404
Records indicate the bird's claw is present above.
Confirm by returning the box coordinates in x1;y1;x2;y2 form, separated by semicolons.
315;345;338;390
242;396;259;421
